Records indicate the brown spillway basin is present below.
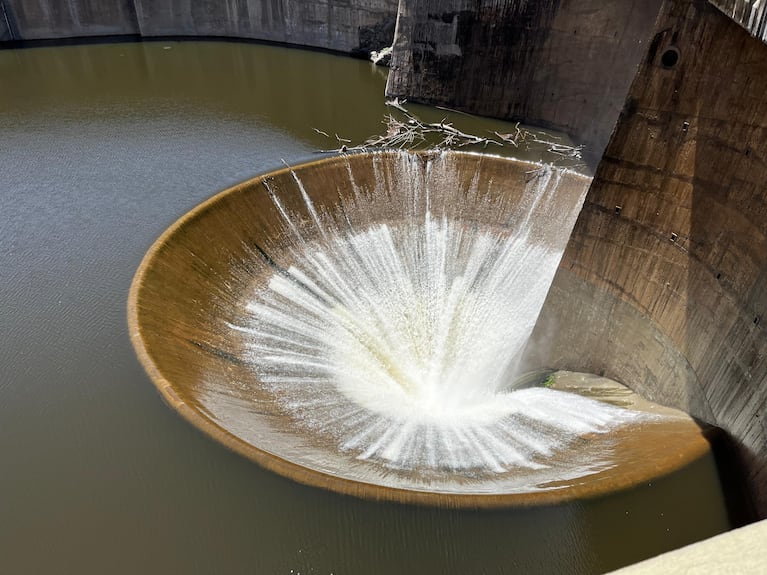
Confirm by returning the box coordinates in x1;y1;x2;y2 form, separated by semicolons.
128;150;715;507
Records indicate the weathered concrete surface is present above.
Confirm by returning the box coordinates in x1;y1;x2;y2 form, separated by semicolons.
0;0;398;55
0;1;17;40
385;0;663;163
133;0;397;54
606;518;767;574
710;0;767;42
527;0;767;518
5;0;139;39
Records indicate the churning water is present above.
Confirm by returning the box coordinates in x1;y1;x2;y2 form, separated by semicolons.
228;151;643;474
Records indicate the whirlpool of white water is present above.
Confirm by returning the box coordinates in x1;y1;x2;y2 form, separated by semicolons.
228;152;643;474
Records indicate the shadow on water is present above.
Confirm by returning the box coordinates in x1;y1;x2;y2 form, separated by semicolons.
131;440;728;575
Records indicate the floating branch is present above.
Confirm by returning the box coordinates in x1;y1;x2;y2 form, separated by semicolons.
313;100;583;162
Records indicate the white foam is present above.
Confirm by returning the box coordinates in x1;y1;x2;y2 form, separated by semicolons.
229;152;642;473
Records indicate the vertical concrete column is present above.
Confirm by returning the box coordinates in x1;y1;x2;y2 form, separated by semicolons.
387;0;662;164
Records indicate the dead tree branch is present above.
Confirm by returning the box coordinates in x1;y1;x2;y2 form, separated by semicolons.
313;100;583;161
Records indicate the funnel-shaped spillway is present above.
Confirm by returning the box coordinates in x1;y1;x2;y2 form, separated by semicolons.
129;151;708;506
231;153;633;473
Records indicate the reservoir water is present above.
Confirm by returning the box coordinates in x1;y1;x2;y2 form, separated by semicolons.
0;40;731;574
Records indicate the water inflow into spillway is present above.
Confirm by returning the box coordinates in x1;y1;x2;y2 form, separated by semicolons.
226;151;645;479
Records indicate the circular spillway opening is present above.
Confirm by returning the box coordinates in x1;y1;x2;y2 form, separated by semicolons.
129;150;712;507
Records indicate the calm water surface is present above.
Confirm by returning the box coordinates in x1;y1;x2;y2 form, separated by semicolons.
0;41;730;574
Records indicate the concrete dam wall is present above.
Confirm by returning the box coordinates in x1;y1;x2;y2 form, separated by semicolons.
526;0;767;517
385;0;663;164
2;0;766;518
0;0;398;55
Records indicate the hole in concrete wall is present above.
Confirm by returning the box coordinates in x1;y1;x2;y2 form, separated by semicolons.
661;47;680;69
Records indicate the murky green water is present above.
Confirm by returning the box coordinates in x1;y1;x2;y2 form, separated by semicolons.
0;41;731;574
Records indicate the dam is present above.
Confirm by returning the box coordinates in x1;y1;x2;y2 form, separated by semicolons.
2;0;766;573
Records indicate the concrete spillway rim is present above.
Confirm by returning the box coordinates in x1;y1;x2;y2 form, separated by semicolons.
127;149;709;508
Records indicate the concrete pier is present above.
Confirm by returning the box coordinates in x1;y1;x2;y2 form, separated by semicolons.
385;0;663;163
525;0;767;518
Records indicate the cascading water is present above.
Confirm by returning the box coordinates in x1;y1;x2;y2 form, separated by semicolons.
227;151;645;477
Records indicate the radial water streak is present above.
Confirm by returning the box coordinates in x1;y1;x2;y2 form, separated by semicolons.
229;151;642;473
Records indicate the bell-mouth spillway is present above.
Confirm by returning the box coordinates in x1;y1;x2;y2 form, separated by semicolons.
128;150;715;507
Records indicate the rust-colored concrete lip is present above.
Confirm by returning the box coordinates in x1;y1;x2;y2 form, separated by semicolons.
128;150;712;508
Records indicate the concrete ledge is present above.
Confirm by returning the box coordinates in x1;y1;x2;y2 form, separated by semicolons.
607;519;767;574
